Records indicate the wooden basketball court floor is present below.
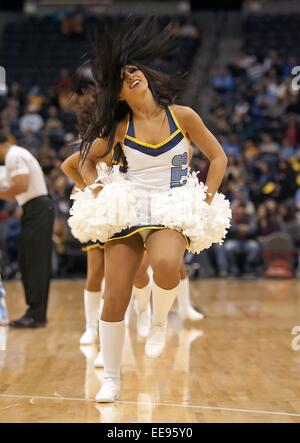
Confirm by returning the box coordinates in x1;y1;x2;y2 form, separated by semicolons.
1;278;300;423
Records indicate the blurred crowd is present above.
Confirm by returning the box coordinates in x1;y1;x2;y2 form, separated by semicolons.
0;39;300;279
190;48;300;278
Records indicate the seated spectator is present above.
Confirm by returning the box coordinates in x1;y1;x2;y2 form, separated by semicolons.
233;51;256;71
61;7;84;36
212;66;235;94
19;104;44;134
275;159;297;201
280;137;296;161
283;113;300;146
256;202;281;242
18;129;42;157
45;106;64;148
57;69;74;94
258;134;279;175
224;202;260;277
221;134;241;156
8;82;25;111
281;55;297;78
247;59;265;84
231;189;256;216
0;98;19;136
37;138;57;174
206;244;228;278
279;199;300;249
27;86;44;112
51;5;69;24
176;17;201;40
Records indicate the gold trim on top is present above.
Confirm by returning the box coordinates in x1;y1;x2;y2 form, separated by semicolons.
125;128;181;149
169;106;191;143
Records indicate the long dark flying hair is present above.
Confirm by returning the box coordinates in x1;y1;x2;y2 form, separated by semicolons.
79;15;189;165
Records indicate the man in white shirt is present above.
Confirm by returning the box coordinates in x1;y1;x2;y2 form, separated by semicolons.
0;130;54;328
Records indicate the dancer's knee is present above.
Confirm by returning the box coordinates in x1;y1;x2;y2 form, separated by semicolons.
151;257;181;289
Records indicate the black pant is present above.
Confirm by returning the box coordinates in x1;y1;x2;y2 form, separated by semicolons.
20;196;55;322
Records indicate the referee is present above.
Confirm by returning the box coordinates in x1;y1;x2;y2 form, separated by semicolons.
0;130;54;328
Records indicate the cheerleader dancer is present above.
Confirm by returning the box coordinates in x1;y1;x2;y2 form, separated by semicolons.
62;152;104;347
61;150;151;373
69;17;231;402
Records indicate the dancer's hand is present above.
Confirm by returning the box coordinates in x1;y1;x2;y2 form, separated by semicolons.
204;192;213;205
88;183;102;196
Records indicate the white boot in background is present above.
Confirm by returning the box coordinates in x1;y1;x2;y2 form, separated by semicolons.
80;290;102;345
133;279;152;338
145;321;167;358
145;281;180;358
177;277;204;321
94;350;104;368
95;320;125;403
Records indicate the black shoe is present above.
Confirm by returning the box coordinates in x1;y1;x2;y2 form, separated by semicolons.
9;315;47;329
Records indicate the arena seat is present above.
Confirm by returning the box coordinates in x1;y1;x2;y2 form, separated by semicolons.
261;232;294;278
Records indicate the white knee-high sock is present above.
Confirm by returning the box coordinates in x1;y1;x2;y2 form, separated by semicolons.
133;280;152;312
84;290;102;330
152;281;181;325
177;277;192;311
100;320;125;381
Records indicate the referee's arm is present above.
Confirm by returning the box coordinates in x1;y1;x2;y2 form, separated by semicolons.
0;174;29;201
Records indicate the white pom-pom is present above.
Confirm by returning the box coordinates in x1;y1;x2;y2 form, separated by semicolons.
68;163;232;253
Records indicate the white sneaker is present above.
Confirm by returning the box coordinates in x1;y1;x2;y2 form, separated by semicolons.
178;306;204;321
94;350;104;368
95;378;120;403
136;303;151;338
145;322;167;358
80;328;98;345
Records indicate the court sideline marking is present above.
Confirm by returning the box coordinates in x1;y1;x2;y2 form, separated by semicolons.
0;393;300;418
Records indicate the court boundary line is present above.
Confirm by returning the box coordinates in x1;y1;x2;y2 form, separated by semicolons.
0;393;300;418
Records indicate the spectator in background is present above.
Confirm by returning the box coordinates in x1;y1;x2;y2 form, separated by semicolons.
280;137;296;161
259;133;279;171
56;69;74;93
281;55;297;78
295;186;300;212
19;104;44;134
44;106;64;150
51;5;68;24
231;187;256;216
37;141;57;175
212;66;235;94
283;113;300;146
275;159;297;201
0;98;19;136
18;129;41;157
221;134;241;156
256;202;281;242
224;202;260;277
177;17;201;40
279;199;300;249
27;86;44;112
61;6;84;36
8;82;25;111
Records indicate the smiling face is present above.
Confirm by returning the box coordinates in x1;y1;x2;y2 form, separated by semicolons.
119;65;148;103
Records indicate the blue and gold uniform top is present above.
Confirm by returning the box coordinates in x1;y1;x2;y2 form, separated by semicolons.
121;106;191;190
